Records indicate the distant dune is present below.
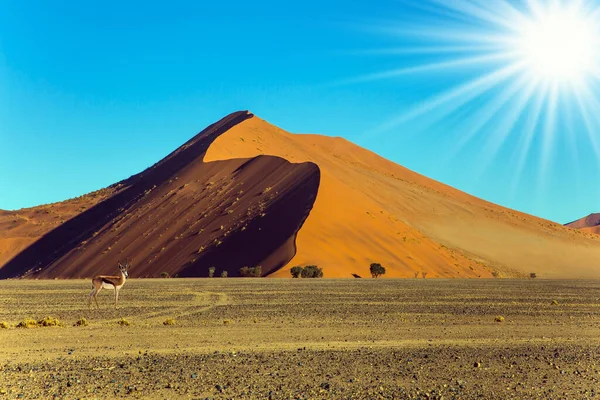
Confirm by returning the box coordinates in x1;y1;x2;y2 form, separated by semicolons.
565;213;600;235
1;111;600;279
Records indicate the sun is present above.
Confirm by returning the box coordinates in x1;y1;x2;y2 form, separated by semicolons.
515;4;600;83
348;0;600;197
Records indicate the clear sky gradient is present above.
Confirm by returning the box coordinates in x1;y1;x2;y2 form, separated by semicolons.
1;0;599;224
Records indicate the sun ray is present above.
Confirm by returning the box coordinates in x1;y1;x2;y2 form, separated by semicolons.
366;61;526;136
430;0;519;31
473;78;542;183
338;52;520;85
508;83;549;204
446;72;533;162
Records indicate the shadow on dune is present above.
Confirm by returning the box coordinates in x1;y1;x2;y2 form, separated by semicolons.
0;111;320;279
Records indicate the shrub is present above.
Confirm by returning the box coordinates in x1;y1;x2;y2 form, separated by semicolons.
118;318;131;326
73;318;88;327
414;271;419;278
551;300;559;305
16;319;38;328
370;263;386;278
421;271;428;279
494;316;505;323
208;267;216;278
240;266;262;277
223;319;231;325
0;321;9;329
301;265;323;278
290;266;303;278
221;271;228;278
163;318;175;326
38;316;63;327
530;272;537;279
160;272;170;278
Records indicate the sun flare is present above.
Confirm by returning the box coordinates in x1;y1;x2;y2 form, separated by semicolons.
354;0;600;195
515;5;599;83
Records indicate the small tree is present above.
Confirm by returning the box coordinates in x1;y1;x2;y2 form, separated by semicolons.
370;263;386;278
208;267;216;278
221;271;228;278
240;266;262;277
160;272;169;278
301;265;323;278
421;271;428;279
290;266;303;278
414;271;419;278
530;272;537;279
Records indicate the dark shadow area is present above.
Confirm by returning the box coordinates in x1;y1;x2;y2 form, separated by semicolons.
0;111;253;279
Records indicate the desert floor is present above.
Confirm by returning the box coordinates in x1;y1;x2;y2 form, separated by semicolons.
1;278;599;399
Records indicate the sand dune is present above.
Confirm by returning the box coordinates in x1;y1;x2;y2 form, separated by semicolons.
565;213;600;235
205;115;600;278
1;111;600;279
0;111;319;278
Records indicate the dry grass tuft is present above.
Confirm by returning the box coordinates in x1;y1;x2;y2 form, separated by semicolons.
551;300;559;305
223;319;232;325
74;317;88;327
0;321;9;329
118;317;131;326
163;318;176;326
494;316;505;323
38;316;64;327
16;318;38;328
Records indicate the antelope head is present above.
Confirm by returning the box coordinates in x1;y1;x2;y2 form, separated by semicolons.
118;259;131;278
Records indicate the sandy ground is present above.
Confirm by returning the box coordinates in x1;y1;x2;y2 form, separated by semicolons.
1;278;599;399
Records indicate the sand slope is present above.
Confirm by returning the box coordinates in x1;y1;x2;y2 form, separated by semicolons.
565;213;600;235
0;111;319;278
2;112;600;279
205;116;600;278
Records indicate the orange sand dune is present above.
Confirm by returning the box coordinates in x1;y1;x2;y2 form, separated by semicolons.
2;111;600;279
205;116;600;278
565;213;600;236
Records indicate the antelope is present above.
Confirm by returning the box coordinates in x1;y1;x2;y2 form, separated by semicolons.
89;260;130;309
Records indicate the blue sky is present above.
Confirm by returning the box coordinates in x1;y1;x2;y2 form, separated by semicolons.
1;0;600;224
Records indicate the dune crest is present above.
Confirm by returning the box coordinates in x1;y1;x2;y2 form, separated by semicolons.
0;111;319;278
205;116;600;278
2;112;600;279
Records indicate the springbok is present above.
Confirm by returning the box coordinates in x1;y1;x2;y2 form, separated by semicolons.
89;260;130;309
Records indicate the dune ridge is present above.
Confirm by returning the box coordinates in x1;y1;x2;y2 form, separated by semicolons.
2;111;600;279
0;111;319;278
205;116;600;279
565;213;600;235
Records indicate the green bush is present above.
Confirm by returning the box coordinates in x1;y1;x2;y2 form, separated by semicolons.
240;266;262;277
370;263;386;278
221;270;228;278
301;265;323;278
290;266;303;278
